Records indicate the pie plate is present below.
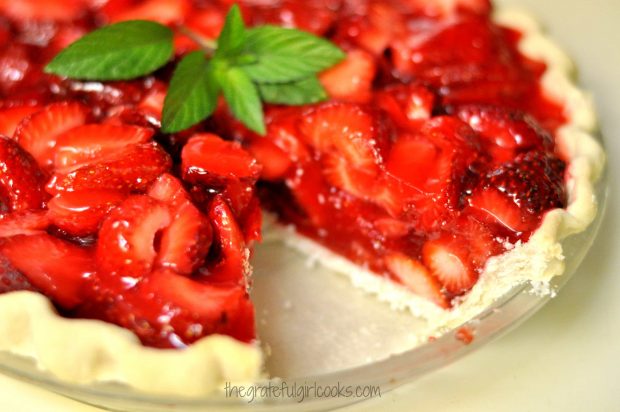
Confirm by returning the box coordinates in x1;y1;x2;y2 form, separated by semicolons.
0;1;608;410
0;162;607;411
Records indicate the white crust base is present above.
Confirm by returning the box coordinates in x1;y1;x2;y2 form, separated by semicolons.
0;292;263;397
266;8;606;339
0;7;605;397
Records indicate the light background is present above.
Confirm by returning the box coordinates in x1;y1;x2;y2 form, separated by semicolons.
0;0;618;410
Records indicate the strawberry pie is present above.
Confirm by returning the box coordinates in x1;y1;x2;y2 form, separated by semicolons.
0;0;604;397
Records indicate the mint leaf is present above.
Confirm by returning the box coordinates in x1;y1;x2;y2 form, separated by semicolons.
258;76;327;105
219;67;265;135
161;52;219;133
45;8;348;134
214;4;247;58
45;20;173;81
242;26;345;83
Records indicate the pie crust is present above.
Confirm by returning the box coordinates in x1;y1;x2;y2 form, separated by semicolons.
0;8;605;397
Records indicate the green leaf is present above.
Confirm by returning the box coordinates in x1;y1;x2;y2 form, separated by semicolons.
258;76;328;105
45;20;173;81
214;4;247;58
242;26;345;83
219;67;265;135
161;52;220;134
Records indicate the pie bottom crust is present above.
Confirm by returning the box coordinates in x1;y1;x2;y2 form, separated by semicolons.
0;8;605;397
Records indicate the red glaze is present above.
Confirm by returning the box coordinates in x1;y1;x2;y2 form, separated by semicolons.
456;326;475;345
0;0;568;346
48;190;126;236
0;233;95;309
0;136;48;213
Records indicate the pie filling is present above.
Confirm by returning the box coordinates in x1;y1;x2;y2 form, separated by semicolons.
0;0;568;349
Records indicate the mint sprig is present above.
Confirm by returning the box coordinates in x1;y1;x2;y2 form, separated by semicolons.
44;5;345;134
44;20;173;81
243;26;345;83
162;52;219;134
258;76;327;105
214;5;247;59
219;67;265;135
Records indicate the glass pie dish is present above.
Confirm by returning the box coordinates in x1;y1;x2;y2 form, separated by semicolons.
0;152;607;412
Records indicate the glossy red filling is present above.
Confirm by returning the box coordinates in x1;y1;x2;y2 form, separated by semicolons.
216;2;568;307
0;0;568;346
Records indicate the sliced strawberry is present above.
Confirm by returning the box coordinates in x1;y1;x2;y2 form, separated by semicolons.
386;135;441;191
402;191;454;232
373;175;412;218
307;151;409;218
0;233;94;308
0;210;49;238
334;3;404;55
141;269;254;343
218;179;257;221
203;195;248;285
418;0;492;16
467;188;530;233
47;142;172;194
174;7;225;54
104;107;165;130
375;84;435;130
184;6;224;39
390;17;503;84
246;138;292;181
322;153;367;196
454;215;499;268
63;79;147;109
422;236;478;295
285;163;331;226
421;117;482;188
385;252;449;308
373;218;411;238
95;0;134;21
479;151;567;216
96;195;171;283
299;102;381;172
466;151;567;234
319;49;376;104
182;133;262;184
456;105;553;158
440;75;533;108
110;0;190;25
54;124;154;173
147;173;190;211
419;116;482;152
157;201;213;276
0;44;36;96
15;102;89;170
146;269;248;318
0;136;47;212
83;268;254;348
267;117;311;162
0;0;87;22
389;117;481;219
248;0;336;35
385;123;478;229
136;81;167;121
108;174;215;277
0;105;41;138
48;190;126;236
49;25;89;55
